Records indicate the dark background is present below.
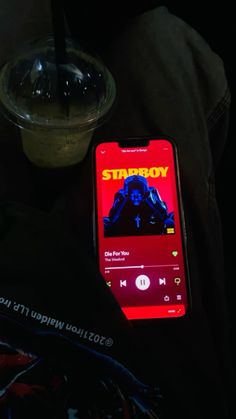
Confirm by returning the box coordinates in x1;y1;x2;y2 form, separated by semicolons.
0;0;234;329
64;0;235;336
0;2;234;416
64;0;235;210
165;4;235;325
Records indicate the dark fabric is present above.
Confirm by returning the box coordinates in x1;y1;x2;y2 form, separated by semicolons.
70;6;235;418
0;5;235;419
64;0;162;52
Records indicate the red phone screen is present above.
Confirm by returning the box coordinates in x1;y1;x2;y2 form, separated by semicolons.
94;138;189;320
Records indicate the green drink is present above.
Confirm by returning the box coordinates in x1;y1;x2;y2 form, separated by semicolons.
0;37;116;168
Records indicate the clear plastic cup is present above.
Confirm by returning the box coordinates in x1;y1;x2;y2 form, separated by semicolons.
0;37;116;168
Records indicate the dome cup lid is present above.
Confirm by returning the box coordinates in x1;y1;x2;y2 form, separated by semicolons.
0;37;116;132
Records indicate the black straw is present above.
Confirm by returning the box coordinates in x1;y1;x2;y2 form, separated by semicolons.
50;0;69;116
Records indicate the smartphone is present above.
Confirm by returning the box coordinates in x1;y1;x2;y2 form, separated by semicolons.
93;136;190;320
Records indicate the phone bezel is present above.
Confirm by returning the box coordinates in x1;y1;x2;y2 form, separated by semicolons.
92;135;191;322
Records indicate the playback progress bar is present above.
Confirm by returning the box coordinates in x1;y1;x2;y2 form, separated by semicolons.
105;264;179;270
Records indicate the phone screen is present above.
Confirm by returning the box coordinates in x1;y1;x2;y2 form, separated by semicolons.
94;137;189;320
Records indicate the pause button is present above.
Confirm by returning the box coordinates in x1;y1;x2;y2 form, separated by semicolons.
135;275;150;290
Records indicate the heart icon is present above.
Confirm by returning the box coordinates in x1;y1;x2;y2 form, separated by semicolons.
172;251;178;257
